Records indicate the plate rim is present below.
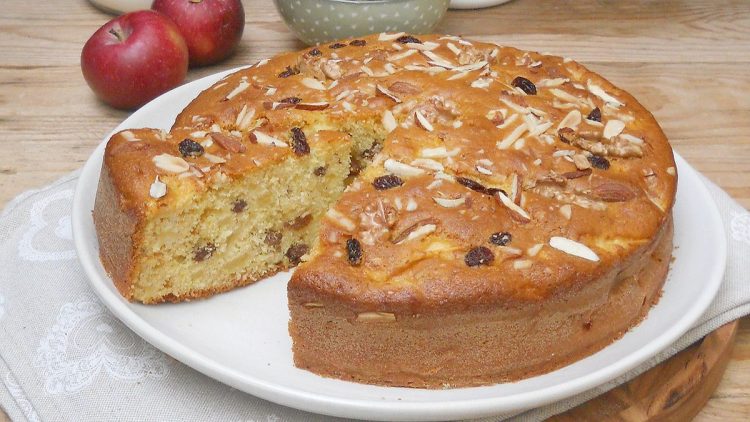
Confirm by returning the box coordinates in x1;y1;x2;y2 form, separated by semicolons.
71;68;727;421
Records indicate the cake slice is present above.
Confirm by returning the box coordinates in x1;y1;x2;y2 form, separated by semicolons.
94;125;352;303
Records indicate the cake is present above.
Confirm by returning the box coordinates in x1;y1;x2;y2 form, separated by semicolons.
93;33;677;387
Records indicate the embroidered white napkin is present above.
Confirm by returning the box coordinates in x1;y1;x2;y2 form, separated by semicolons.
0;170;748;422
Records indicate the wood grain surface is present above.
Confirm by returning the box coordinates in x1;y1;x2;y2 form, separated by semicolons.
0;0;748;420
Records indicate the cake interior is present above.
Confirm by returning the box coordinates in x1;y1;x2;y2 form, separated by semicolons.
129;117;385;303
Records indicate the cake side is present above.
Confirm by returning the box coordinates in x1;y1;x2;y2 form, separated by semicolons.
289;216;672;387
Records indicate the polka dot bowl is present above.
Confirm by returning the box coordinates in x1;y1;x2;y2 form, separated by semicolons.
273;0;450;45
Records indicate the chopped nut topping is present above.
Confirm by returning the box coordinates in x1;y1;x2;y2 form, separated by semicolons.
497;190;531;222
326;208;356;231
376;84;402;103
572;154;591;170
603;119;626;139
414;110;434;131
590;182;636;202
209;132;245;153
549;236;600;262
301;77;327;90
559;204;572;219
384;159;425;178
433;196;466;208
120;130;139;142
378;32;406;42
149;176;166;199
527;243;544;257
382;110;397;133
153;154;190;173
557;109;582;131
666;166;676;176
225;79;250;99
253;131;288;147
587;81;624;107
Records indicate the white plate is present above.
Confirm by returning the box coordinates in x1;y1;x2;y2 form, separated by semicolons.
72;68;726;421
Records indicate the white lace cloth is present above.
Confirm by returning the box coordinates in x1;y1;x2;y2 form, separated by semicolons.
0;171;748;422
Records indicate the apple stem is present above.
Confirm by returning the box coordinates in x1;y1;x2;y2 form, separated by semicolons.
108;27;126;43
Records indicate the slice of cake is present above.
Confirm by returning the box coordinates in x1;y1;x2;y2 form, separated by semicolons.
94;33;677;386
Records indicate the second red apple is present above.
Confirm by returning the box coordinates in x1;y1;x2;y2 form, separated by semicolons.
152;0;245;67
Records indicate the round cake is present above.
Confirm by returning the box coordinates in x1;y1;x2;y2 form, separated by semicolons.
93;33;676;388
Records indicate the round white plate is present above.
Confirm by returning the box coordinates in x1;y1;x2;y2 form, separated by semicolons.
449;0;514;10
72;68;726;421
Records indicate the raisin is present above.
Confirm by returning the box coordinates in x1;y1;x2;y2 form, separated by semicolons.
308;47;321;56
583;321;593;330
290;127;310;156
396;35;422;44
465;246;494;267
285;214;312;230
329;42;347;49
285;243;309;265
372;174;404;190
511;76;537;95
264;230;282;248
314;166;327;176
456;176;487;193
349;39;367;46
588;154;611;170
232;199;247;213
586;107;601;122
349;159;363;177
278;66;299;78
279;96;302;104
193;243;216;262
178;138;204;158
489;232;512;246
346;238;363;266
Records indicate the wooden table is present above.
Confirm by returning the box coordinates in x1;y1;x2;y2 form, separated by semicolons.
0;0;748;420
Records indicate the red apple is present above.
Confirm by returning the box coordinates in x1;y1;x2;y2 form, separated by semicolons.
152;0;245;67
81;10;189;110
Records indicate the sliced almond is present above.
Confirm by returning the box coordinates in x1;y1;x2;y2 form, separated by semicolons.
415;110;434;132
152;154;189;173
513;259;532;269
384;158;425;178
225;79;250;100
587;82;624;107
421;146;448;158
559;204;572;219
557;109;582;131
253;131;288;147
378;32;406;41
376;84;401;103
603;119;626;139
573;154;591;170
590;182;636;202
209;132;245;153
325;208;356;232
549;236;600;262
389;49;418;61
203;153;226;164
382;110;397;133
410;158;444;172
496;190;531;222
433;197;465;208
296;102;330;111
497;123;529;150
393;221;437;244
527;243;544;257
301;77;326;91
120;130;139;142
388;81;421;94
149;176;167;199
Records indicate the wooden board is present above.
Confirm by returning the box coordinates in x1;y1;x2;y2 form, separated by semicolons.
1;0;749;420
553;321;739;421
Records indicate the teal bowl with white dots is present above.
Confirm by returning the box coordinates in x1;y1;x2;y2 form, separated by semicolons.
273;0;450;45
